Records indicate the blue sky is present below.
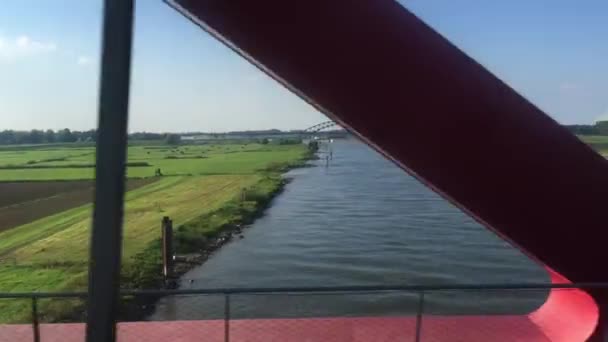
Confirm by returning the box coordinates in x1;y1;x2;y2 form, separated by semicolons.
404;0;608;125
0;1;606;132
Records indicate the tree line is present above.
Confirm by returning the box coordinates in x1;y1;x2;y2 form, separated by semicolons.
565;121;608;135
0;129;97;145
0;121;605;146
0;129;184;146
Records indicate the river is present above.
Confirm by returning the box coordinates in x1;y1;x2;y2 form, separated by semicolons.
150;139;549;320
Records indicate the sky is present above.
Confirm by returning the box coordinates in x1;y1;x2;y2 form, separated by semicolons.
0;1;606;132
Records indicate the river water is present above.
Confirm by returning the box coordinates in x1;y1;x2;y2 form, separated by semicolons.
150;140;549;320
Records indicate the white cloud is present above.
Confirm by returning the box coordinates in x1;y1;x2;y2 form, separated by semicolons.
559;82;581;92
0;34;92;68
0;34;57;61
15;35;56;52
16;35;29;47
77;55;91;66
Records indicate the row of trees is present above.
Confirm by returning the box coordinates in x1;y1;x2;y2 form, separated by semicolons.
127;132;181;144
565;121;608;135
128;132;181;145
127;132;164;141
0;129;97;145
0;129;185;146
1;121;604;146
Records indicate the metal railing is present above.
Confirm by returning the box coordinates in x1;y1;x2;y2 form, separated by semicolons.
0;282;602;342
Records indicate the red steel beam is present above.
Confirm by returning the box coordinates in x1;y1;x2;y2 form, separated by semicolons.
169;1;608;339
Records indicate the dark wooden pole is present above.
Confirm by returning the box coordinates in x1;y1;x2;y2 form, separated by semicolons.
161;216;174;280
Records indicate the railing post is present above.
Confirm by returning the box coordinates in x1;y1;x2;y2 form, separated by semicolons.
224;294;231;342
31;297;40;342
415;291;424;342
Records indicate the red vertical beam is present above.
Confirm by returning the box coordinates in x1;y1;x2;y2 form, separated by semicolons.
169;1;608;339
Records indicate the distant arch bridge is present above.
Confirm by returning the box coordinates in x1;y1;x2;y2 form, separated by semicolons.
303;120;340;134
300;121;347;141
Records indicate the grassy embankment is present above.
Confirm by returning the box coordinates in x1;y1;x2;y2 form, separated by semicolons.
578;135;608;154
0;143;311;323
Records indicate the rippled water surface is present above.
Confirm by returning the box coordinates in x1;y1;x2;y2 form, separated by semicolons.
151;140;549;320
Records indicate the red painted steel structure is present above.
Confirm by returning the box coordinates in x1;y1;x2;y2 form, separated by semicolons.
0;272;598;341
168;0;608;340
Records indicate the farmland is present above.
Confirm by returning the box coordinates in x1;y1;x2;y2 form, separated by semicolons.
0;142;310;322
0;179;155;233
0;144;304;180
579;135;608;154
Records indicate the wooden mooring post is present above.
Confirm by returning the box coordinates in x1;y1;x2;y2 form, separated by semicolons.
161;216;173;281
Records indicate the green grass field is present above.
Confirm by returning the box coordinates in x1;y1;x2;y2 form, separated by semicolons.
579;135;608;154
0;144;305;180
578;135;608;144
0;142;310;322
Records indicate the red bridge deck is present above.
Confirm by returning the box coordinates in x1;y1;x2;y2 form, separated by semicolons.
0;272;597;342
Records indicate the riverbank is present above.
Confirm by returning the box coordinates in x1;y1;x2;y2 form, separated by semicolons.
116;174;294;320
0;143;313;323
118;159;312;320
121;174;292;290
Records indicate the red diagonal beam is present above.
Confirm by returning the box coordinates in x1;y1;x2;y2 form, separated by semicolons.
169;1;608;339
